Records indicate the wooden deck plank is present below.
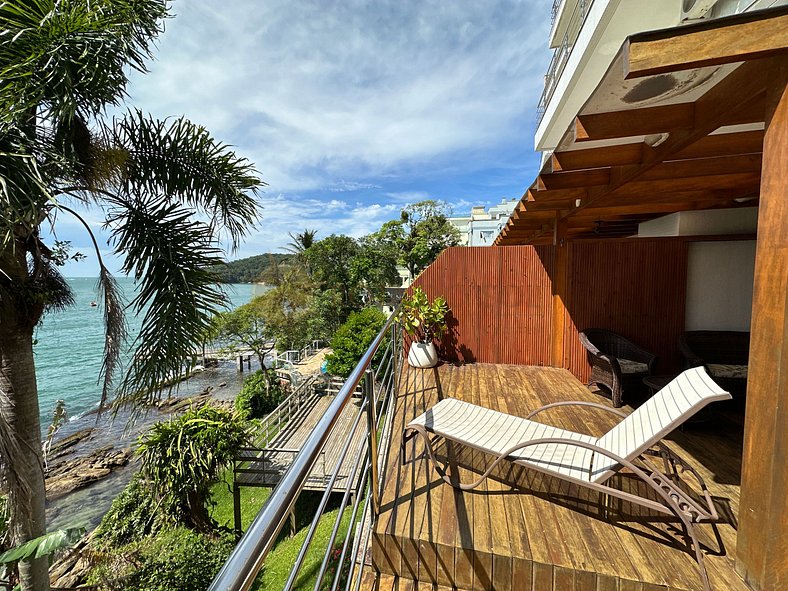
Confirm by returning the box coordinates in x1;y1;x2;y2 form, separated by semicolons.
369;363;749;591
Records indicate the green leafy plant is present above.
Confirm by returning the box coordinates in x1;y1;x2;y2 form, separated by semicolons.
87;526;234;591
92;476;169;548
136;406;249;532
0;527;85;565
396;287;449;343
235;369;291;419
324;308;387;378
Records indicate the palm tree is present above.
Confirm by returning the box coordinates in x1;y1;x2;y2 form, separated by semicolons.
284;228;318;255
0;3;263;590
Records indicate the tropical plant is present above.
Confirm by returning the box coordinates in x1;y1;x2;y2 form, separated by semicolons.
284;228;318;256
136;406;250;533
235;369;290;419
91;476;169;549
374;200;460;280
87;526;235;591
324;308;387;378
0;3;262;589
396;287;449;343
255;265;316;350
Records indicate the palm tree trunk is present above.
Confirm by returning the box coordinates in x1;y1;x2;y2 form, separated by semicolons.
0;327;50;591
0;245;50;591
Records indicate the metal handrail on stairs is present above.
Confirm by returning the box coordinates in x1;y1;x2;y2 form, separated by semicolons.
209;314;402;591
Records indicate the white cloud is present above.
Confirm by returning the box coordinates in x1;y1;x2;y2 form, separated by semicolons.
127;0;553;193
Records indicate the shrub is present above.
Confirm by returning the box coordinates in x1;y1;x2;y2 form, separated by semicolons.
324;308;386;378
92;476;170;548
136;406;249;532
87;527;234;591
235;369;290;418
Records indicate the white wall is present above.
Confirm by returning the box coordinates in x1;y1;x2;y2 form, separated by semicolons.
685;241;756;331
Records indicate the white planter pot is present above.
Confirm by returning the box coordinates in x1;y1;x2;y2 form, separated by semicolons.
407;341;438;369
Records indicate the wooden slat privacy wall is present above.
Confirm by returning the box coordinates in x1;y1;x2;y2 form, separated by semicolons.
413;241;689;382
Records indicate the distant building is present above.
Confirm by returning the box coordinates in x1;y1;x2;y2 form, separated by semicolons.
448;198;518;246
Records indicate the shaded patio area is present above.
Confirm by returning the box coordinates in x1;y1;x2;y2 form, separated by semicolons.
367;363;747;591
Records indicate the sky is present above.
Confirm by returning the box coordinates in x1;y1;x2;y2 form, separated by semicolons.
55;0;553;276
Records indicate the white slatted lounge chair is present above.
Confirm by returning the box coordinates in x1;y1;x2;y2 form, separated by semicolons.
403;366;731;591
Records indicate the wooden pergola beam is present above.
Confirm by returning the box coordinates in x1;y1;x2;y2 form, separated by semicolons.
550;130;763;173
624;6;788;79
572;58;769;216
537;153;762;192
574;103;694;142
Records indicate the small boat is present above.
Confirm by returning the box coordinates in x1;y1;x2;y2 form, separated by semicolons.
90;301;97;307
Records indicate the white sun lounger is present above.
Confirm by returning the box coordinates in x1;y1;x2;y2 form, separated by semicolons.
403;366;731;591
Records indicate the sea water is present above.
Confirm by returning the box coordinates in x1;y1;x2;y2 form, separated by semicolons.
33;277;258;432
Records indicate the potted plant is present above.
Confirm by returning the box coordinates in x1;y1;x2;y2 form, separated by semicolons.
396;287;449;368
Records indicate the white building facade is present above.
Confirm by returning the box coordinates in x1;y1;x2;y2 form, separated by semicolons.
448;198;518;246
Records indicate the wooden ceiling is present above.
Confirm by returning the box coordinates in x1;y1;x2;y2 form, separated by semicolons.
496;7;788;246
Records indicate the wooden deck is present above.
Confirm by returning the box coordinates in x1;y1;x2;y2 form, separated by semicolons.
365;363;749;591
235;393;367;492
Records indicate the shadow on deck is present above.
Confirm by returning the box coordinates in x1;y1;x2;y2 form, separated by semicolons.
364;363;748;591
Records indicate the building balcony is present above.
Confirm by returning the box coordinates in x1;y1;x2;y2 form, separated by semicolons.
360;362;746;591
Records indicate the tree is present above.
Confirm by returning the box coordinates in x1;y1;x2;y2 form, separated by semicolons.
324;308;387;378
136;406;249;533
0;3;262;589
209;303;275;368
284;228;318;256
376;200;460;280
255;265;315;350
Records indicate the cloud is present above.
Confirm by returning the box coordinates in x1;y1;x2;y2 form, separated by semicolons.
127;0;553;193
329;181;383;192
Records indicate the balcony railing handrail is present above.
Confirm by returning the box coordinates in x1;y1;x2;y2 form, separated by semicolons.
537;0;595;125
208;310;400;591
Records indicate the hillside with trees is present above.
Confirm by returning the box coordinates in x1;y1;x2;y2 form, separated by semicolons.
213;254;291;283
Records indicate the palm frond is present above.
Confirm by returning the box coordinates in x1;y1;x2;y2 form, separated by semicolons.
0;0;169;125
108;200;228;412
96;268;127;413
111;111;263;249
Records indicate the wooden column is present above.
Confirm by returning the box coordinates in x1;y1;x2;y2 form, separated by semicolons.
550;217;570;368
736;58;788;591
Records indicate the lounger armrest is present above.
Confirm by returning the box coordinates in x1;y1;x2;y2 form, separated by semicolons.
525;401;628;421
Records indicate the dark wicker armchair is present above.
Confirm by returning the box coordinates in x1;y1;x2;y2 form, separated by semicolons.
678;331;749;396
578;328;657;407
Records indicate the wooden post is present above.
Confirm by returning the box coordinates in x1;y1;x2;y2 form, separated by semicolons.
550;216;570;368
736;58;788;591
237;354;244;372
233;484;242;540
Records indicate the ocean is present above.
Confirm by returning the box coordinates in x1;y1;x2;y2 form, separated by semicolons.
34;277;260;432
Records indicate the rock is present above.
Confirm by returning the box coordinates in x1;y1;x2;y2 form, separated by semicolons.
46;446;134;500
46;428;95;461
49;535;94;589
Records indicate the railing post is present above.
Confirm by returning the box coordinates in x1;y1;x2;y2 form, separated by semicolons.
364;368;380;515
391;322;398;398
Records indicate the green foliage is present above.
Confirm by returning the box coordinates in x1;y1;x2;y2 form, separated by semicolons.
92;476;169;548
255;265;316;349
213;253;291;283
87;526;234;591
235;369;290;419
136;406;249;531
396;287;449;343
325;308;387;377
373;200;460;279
0;527;85;564
209;301;273;367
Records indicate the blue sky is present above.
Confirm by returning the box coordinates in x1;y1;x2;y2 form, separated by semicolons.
56;0;553;276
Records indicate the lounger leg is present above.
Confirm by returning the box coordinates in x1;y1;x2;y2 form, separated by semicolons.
683;516;712;591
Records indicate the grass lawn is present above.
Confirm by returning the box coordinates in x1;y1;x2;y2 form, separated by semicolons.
210;470;358;590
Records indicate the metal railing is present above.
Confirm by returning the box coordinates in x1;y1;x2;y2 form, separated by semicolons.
209;316;402;591
245;375;319;449
537;0;595;125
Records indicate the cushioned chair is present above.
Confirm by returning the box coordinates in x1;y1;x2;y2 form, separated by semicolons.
403;367;731;591
579;328;656;407
679;331;749;396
